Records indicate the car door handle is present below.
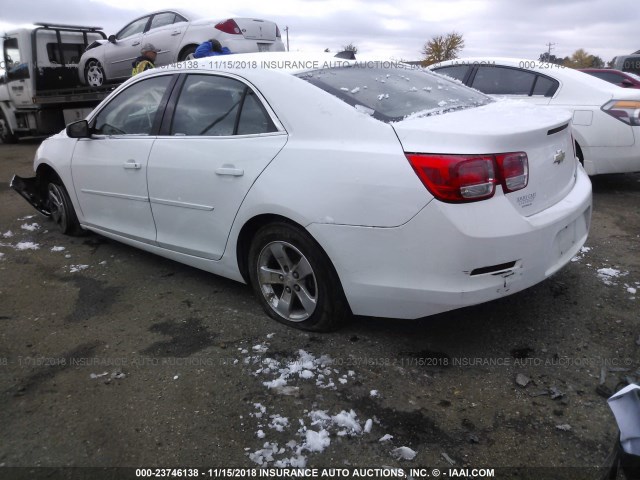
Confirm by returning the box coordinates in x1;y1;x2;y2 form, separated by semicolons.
123;160;141;169
215;167;244;176
132;41;140;46
171;30;181;36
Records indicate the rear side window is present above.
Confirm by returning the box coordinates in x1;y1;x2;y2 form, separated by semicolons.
149;12;177;30
531;75;558;97
171;74;277;136
433;65;469;82
298;66;491;123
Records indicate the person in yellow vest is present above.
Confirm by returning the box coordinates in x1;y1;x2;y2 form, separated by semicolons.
132;43;160;76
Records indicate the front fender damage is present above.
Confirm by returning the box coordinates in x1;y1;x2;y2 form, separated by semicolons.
10;175;51;217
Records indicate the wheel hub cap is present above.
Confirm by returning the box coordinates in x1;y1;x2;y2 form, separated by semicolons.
257;241;317;322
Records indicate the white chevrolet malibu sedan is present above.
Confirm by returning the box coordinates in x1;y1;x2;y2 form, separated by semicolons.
431;57;640;176
12;53;592;331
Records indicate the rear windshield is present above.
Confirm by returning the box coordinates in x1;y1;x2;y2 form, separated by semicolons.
297;65;492;123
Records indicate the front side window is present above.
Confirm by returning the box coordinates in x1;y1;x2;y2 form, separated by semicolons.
171;74;276;136
4;37;29;80
117;17;149;40
298;66;492;123
472;66;537;95
93;75;172;135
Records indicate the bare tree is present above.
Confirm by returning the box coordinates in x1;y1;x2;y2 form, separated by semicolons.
342;43;358;54
421;32;464;66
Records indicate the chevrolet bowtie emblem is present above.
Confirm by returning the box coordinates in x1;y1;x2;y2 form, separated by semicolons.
553;149;566;165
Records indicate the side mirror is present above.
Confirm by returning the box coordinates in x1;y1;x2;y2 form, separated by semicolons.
66;120;91;139
108;35;117;44
622;79;634;87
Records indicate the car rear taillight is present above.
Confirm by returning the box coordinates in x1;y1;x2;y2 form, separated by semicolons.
602;100;640;126
276;25;281;38
406;152;529;203
496;152;528;192
215;19;242;35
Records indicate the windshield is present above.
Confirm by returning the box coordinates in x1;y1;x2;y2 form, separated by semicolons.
297;65;492;123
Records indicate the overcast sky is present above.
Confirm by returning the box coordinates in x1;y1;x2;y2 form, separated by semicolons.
1;0;638;62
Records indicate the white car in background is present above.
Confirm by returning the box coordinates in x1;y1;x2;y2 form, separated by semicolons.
431;57;640;175
78;9;285;87
12;53;591;331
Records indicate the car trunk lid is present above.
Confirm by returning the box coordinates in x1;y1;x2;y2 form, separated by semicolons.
234;18;277;41
392;100;577;217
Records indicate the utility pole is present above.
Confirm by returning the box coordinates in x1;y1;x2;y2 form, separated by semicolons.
284;26;289;52
546;42;556;55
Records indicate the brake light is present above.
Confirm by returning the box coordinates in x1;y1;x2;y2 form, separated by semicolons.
496;153;528;192
406;152;529;203
602;100;640;126
215;19;242;35
276;25;281;38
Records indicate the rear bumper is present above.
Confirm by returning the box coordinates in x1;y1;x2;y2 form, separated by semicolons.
10;175;51;216
308;167;592;319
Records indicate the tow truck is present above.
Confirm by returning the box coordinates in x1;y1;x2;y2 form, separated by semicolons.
0;23;123;143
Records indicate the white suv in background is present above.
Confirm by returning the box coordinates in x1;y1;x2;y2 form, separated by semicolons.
78;9;285;87
431;57;640;175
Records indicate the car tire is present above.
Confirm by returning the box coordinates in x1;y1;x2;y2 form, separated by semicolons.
179;45;197;61
248;222;349;331
47;180;83;236
0;110;18;144
84;59;106;87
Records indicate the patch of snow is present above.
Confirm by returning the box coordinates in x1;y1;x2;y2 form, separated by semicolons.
69;264;89;273
340;87;349;91
173;375;179;380
20;223;40;232
2;230;14;238
350;87;360;94
392;446;417;460
597;268;627;286
377;93;389;100
331;410;362;435
15;242;40;250
370;389;379;397
253;344;268;354
379;434;393;442
0;252;4;260
256;430;265;439
51;246;66;252
90;372;108;379
266;333;275;339
268;414;289;432
364;418;373;434
302;429;330;452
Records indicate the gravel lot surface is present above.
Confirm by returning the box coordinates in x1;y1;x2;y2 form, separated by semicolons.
0;141;638;476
